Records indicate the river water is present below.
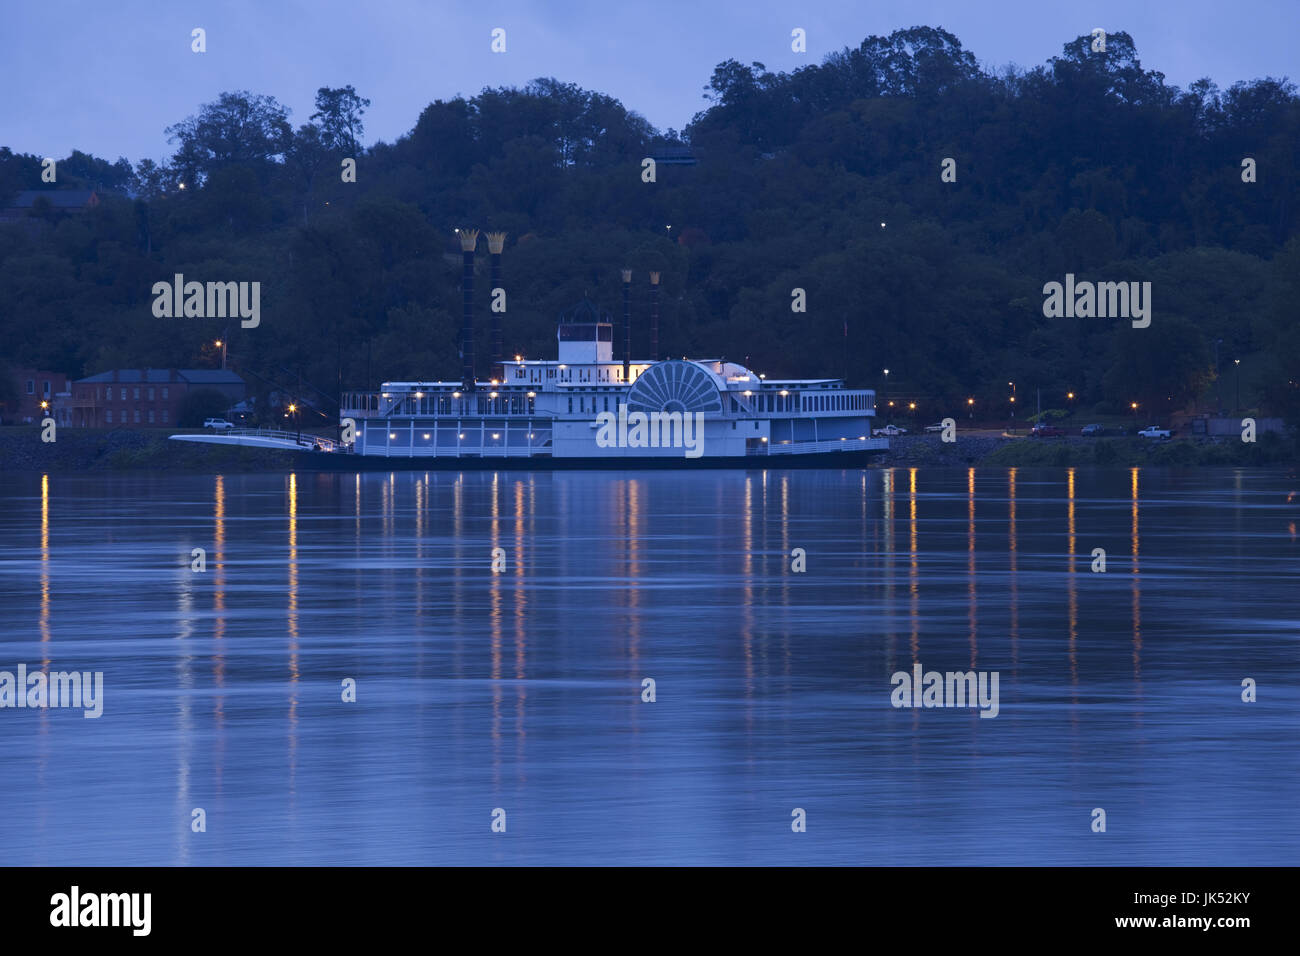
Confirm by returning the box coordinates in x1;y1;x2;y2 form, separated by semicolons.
1;467;1296;865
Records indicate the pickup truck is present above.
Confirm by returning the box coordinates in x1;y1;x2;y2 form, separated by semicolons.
1080;424;1104;436
872;424;907;437
1031;423;1066;437
1137;426;1171;439
203;418;235;431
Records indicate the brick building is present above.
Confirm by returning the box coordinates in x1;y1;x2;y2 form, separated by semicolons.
63;369;246;427
3;368;70;424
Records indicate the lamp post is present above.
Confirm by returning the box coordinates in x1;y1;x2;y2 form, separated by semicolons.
1131;402;1139;432
288;403;299;443
214;339;227;370
1234;359;1241;413
1008;381;1016;434
882;369;889;416
967;397;974;421
1214;338;1223;413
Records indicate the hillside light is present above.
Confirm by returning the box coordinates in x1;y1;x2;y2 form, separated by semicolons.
908;402;916;411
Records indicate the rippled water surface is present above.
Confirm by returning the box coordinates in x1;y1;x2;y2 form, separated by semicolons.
1;467;1297;865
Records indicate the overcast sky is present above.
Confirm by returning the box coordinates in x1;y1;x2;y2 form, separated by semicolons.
4;0;1297;164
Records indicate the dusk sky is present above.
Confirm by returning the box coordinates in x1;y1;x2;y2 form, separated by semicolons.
4;0;1298;164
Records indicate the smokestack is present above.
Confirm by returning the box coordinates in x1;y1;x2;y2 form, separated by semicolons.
621;269;632;382
486;231;507;379
458;229;478;391
649;272;661;362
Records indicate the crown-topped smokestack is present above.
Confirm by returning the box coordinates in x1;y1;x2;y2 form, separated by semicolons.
621;269;632;383
458;229;478;391
486;231;507;379
649;271;660;362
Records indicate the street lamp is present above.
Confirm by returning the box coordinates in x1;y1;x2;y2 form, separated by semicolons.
1234;359;1241;413
1130;402;1139;432
1214;338;1223;413
288;403;299;443
1008;382;1016;433
214;339;227;370
967;397;974;420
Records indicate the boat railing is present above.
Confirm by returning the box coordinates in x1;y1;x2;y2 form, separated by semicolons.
766;437;889;455
222;428;340;452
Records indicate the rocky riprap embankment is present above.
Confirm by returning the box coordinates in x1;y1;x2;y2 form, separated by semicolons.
879;432;1294;467
881;434;1007;465
0;427;297;472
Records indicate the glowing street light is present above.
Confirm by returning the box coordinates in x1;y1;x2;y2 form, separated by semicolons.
967;397;974;420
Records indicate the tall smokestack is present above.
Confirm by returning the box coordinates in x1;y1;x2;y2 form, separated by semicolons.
458;228;478;391
621;269;632;382
649;271;661;362
486;231;507;379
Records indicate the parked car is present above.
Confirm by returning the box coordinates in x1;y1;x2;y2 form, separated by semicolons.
204;418;235;431
872;424;907;437
1031;423;1066;437
1080;424;1105;436
923;422;947;433
1137;425;1172;439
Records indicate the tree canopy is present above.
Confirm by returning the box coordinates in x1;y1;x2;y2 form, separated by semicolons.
1;27;1296;427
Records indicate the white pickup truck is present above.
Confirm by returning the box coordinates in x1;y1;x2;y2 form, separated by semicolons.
203;418;235;431
1137;425;1171;439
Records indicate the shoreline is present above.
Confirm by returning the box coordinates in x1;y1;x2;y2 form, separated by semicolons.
1;427;1294;472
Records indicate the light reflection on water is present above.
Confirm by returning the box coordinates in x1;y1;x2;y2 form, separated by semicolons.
0;467;1297;865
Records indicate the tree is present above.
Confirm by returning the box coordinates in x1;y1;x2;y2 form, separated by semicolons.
310;85;371;156
165;91;293;185
177;388;233;427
